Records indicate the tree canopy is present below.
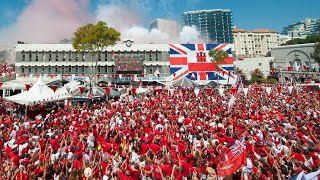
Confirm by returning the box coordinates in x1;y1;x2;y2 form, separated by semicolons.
72;21;121;52
310;42;320;63
209;49;229;68
282;34;320;46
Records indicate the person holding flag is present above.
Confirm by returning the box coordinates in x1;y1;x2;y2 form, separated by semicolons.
217;137;247;178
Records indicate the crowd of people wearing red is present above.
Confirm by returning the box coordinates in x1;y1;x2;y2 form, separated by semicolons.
0;84;319;180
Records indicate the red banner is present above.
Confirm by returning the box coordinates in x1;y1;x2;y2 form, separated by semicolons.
25;84;31;91
277;87;281;94
206;88;212;95
131;87;136;96
79;87;85;94
105;87;110;96
51;85;58;92
230;88;237;96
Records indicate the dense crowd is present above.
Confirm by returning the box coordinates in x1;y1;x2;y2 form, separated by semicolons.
0;84;319;180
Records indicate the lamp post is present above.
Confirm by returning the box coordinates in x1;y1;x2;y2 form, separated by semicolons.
227;71;230;86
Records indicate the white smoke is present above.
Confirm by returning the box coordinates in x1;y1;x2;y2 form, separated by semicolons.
179;26;204;43
95;3;204;44
122;26;170;43
0;0;205;46
0;0;91;45
95;4;141;32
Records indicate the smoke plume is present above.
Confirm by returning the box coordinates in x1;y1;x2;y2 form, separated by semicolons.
0;0;204;46
0;0;91;45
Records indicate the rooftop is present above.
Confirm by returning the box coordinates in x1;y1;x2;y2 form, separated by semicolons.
183;9;231;14
15;43;170;52
233;28;278;33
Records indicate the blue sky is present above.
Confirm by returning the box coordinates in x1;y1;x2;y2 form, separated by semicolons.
0;0;319;46
1;0;319;32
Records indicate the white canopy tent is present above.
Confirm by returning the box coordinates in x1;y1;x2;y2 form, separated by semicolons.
48;81;81;101
48;86;72;102
5;77;56;105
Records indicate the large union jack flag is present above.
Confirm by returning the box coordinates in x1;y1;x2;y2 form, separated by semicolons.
169;44;235;84
230;137;246;156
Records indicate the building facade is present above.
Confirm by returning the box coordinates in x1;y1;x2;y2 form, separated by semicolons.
282;18;320;38
233;28;279;57
15;43;171;79
182;9;234;44
234;57;274;80
271;43;319;71
150;19;178;39
14;42;236;85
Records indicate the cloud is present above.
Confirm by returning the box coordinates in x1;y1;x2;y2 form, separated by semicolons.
0;0;91;45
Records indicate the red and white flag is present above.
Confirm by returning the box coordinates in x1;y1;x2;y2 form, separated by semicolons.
217;138;247;177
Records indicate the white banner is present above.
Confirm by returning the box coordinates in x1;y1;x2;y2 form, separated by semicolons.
194;88;200;97
218;88;224;96
243;88;249;96
228;95;236;113
288;86;293;94
265;87;271;95
119;74;122;79
71;75;76;81
92;87;98;94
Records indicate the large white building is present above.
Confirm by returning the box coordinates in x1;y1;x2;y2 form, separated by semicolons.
14;42;170;81
282;18;320;38
150;19;178;39
233;28;279;57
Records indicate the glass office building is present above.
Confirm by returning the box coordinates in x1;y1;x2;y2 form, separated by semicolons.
182;9;234;44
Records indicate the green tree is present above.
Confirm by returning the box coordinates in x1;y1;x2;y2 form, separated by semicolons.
310;42;320;63
250;69;265;83
73;21;121;76
282;34;320;46
209;49;229;85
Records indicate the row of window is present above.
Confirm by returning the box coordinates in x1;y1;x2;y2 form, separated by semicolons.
21;52;162;62
20;66;166;74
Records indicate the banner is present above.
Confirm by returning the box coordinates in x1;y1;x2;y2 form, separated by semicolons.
243;88;248;96
218;88;224;96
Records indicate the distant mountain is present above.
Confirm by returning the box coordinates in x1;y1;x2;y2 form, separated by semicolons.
0;48;16;64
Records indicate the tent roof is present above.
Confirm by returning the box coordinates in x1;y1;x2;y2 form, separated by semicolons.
109;88;120;97
172;77;197;86
5;77;56;105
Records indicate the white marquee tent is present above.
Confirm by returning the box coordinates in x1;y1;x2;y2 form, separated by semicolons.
5;77;56;105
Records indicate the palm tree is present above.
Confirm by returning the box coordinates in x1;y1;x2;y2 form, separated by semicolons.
209;49;229;86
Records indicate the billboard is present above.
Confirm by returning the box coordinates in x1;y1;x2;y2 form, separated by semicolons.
115;53;144;74
169;44;236;84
